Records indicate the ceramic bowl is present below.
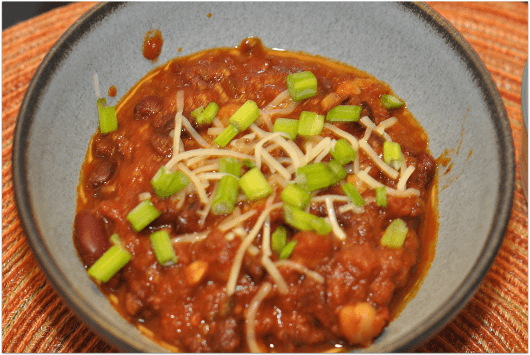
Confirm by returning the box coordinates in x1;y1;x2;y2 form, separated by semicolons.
13;2;514;352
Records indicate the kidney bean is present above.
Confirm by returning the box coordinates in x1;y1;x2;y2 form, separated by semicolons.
74;210;110;266
92;134;117;157
88;159;117;189
151;112;174;133
134;95;163;120
410;151;436;189
150;133;172;157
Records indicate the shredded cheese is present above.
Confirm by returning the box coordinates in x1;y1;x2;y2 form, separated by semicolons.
218;209;257;232
397;165;415;191
358;139;399;179
246;282;272;353
324;197;347;240
275;260;325;284
176;163;209;204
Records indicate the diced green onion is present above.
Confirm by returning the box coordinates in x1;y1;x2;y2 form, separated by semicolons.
190;106;204;120
218;157;241;178
202;102;220;124
151;166;190;198
381;94;405;109
239;167;272;201
376;186;387;207
326;105;362;122
229;100;260;131
126;199;161;232
87;245;131;282
297;111;325;137
271;226;287;254
328;159;348;184
281;184;311;209
286;71;318;101
214;124;239;148
97;98;118;134
296;162;335;192
110;233;122;246
150;230;178;266
331;138;357;165
310;216;333;235
242;158;256;169
342;182;365;207
381;218;408;248
283;204;331;235
211;175;239;215
279;240;298;259
383;141;403;170
273;117;299;140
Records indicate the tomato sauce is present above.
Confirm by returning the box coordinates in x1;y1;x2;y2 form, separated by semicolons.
74;37;438;352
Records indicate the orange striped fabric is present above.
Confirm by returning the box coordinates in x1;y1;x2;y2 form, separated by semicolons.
2;2;527;352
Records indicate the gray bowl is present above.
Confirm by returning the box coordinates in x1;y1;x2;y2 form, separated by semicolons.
13;2;514;352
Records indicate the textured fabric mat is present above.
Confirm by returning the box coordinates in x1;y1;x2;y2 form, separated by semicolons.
2;2;528;352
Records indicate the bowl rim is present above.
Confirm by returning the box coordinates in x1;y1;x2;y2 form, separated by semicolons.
12;2;515;352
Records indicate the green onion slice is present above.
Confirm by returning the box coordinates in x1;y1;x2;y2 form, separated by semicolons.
218;157;241;178
296;162;335;192
381;218;408;248
381;94;405;109
97;98;118;134
326;105;361;122
242;158;256;169
376;186;387;207
283;204;331;235
200;102;220;125
328;159;348;184
331;138;357;165
271;226;287;254
150;230;178;266
342;182;365;207
281;183;312;209
286;71;318;101
239;167;272;201
383;141;403;170
279;240;298;259
297;111;325;137
87;245;131;282
211;175;239;215
273;117;299;140
126;199;161;232
151;166;190;198
229;100;260;131
214;124;239;148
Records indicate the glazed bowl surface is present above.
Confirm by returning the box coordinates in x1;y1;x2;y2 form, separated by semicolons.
13;2;514;352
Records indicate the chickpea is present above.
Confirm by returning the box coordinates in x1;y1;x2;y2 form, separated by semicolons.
185;260;209;286
338;302;386;346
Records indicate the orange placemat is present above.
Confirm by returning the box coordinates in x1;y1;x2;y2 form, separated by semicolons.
2;2;527;352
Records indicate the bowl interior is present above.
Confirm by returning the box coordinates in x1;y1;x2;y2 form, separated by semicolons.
13;2;513;352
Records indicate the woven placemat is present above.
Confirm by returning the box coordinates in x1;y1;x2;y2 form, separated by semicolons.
2;2;527;352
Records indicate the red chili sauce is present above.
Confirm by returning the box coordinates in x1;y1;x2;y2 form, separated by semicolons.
142;29;163;62
74;37;438;352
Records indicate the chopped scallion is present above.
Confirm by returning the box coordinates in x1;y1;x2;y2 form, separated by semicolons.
283;204;331;235
271;226;287;254
97;98;118;134
110;233;122;246
326;105;361;122
381;94;405;109
281;184;311;209
126;199;161;232
297;111;324;137
87;245;131;282
296;162;335;192
331;138;357;165
342;182;365;207
239;167;272;201
218;157;241;178
376;186;387;207
242;158;256;169
229;100;260;131
151;166;190;198
214;124;239;148
381;218;408;248
273;117;299;140
279;240;298;259
150;230;178;266
328;159;348;184
211;175;239;215
286;71;318;101
383;141;403;170
201;102;220;125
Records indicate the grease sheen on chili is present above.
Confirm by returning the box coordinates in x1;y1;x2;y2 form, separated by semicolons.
74;37;438;352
